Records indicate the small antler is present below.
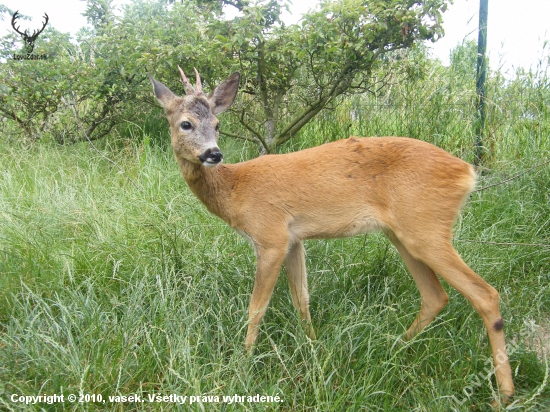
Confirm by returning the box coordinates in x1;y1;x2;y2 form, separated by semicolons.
178;65;194;95
177;66;204;96
194;67;203;94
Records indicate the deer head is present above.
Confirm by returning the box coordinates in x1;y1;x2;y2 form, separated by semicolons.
11;11;49;54
149;68;240;167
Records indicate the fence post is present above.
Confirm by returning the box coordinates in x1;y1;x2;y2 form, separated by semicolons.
475;0;489;166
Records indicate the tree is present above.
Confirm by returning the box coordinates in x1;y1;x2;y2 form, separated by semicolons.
0;0;450;148
189;0;451;153
0;0;152;143
0;27;79;140
132;0;449;153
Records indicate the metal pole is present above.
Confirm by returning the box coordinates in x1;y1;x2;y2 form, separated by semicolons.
475;0;488;166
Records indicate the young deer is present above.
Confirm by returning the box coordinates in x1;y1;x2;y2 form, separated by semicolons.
149;69;514;403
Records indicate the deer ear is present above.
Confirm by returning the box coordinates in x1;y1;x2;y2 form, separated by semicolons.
148;74;176;108
208;72;240;115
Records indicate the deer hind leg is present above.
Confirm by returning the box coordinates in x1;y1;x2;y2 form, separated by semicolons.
407;238;515;401
387;233;449;340
284;240;316;340
245;244;287;354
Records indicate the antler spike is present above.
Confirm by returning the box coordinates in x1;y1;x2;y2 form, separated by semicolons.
194;67;203;95
178;65;195;95
178;65;189;85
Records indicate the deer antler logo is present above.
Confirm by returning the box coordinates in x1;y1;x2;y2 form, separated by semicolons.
11;11;49;55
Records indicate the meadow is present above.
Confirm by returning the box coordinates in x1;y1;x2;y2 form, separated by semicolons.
1;61;549;410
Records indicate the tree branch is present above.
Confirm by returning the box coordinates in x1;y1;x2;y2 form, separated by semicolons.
0;106;32;136
237;109;269;152
276;97;325;140
276;61;354;143
220;129;256;142
276;102;326;146
257;40;270;111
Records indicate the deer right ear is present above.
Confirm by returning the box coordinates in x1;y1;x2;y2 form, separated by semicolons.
148;74;176;108
208;72;240;115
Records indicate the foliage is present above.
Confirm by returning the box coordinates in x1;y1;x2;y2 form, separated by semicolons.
191;0;451;152
0;0;548;161
83;0;115;29
0;0;154;143
290;40;550;164
1;0;450;151
0;4;16;21
0;28;81;141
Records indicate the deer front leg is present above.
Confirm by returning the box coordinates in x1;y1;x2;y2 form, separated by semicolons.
284;241;316;340
245;245;287;354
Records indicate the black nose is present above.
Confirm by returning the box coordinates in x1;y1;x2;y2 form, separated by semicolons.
199;148;223;165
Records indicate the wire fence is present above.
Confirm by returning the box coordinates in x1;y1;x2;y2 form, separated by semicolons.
299;79;550;165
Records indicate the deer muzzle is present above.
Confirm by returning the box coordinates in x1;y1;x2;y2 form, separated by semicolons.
198;147;223;167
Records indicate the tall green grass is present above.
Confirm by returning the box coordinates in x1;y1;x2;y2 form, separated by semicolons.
0;126;548;411
291;42;550;166
1;41;549;411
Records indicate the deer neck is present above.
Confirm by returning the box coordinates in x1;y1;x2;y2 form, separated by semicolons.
177;158;234;224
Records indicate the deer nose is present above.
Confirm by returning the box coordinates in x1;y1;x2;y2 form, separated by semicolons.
198;147;223;166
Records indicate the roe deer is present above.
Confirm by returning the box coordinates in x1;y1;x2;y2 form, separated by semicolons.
149;68;514;403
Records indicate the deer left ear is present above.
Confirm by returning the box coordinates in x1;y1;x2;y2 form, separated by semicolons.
208;72;240;115
149;74;177;109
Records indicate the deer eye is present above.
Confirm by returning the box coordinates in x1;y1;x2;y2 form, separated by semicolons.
215;123;220;132
180;121;192;130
